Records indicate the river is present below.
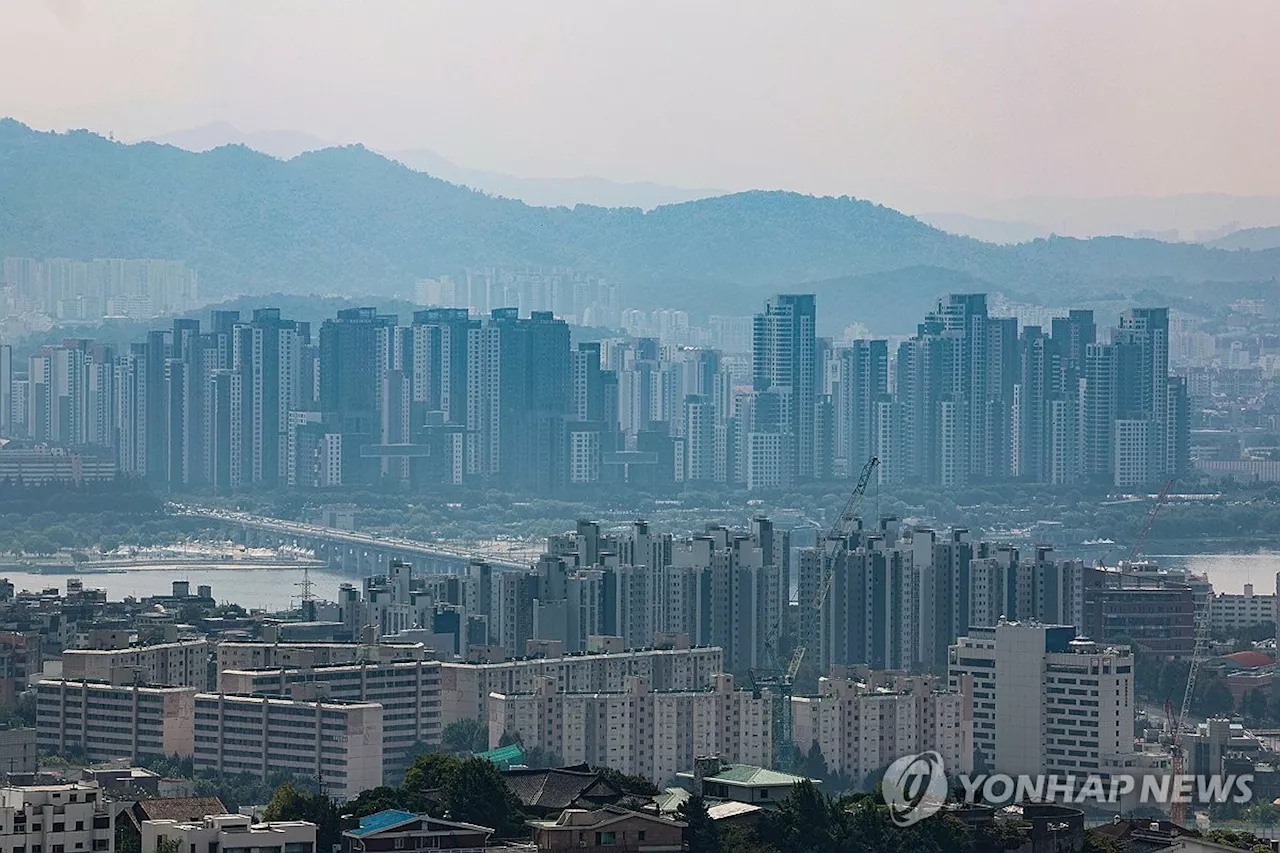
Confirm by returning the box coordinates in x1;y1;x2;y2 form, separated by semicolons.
1;552;1276;613
0;564;354;612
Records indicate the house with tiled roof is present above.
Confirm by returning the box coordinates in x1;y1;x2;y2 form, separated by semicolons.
501;767;624;817
527;806;684;853
674;756;812;807
116;796;228;853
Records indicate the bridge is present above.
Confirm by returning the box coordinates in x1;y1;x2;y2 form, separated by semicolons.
169;504;535;575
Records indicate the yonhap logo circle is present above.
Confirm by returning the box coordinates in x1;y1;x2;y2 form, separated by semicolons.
882;751;948;827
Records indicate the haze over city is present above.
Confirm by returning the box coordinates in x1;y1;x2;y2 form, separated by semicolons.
5;1;1280;214
3;4;1280;852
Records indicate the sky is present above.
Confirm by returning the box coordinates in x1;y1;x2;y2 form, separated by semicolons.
2;0;1278;211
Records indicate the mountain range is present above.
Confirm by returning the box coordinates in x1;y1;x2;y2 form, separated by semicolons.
3;120;1280;335
149;121;721;210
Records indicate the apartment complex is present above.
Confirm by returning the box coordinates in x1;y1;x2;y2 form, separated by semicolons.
215;639;427;674
61;639;214;689
0;291;1186;493
35;680;197;762
438;644;725;725
791;668;973;781
489;674;771;785
217;659;441;781
948;622;1136;778
193;694;383;801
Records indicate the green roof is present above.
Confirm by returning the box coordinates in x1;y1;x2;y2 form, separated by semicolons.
476;743;525;768
701;765;808;786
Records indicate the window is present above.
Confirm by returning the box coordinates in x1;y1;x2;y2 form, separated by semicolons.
75;823;83;832
637;831;647;841
594;832;617;846
394;840;405;850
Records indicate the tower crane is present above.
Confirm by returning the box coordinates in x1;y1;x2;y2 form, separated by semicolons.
751;456;879;771
1128;478;1173;562
1126;477;1204;826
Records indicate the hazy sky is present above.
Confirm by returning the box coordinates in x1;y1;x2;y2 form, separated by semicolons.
2;0;1278;210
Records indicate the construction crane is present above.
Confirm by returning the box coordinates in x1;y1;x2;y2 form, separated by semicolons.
752;455;878;771
1128;478;1173;562
816;456;880;611
1167;594;1212;826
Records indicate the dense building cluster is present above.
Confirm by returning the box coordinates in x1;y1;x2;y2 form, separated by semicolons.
0;291;1188;492
1;257;200;322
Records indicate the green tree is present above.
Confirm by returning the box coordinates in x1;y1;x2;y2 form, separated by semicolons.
1195;676;1237;718
443;757;525;838
441;718;489;754
346;786;415;819
262;782;342;853
676;794;721;853
402;751;461;804
1244;688;1270;723
799;743;828;780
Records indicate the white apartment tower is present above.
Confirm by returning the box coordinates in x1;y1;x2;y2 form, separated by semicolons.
948;622;1135;779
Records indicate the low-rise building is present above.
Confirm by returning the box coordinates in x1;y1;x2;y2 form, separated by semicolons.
0;783;114;853
141;814;316;853
193;694;383;801
676;756;809;807
340;809;492;853
489;673;770;785
116;797;229;853
1210;584;1276;634
35;680;197;762
527;807;684;853
790;668;973;780
62;640;214;690
0;728;37;774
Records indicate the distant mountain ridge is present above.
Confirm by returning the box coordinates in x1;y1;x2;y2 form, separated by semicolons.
1204;225;1280;251
148;121;722;210
3;120;1280;332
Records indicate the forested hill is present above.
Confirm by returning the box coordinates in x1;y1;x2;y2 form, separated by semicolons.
2;119;1278;318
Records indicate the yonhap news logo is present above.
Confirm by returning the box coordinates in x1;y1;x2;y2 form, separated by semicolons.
882;751;948;826
880;752;1254;826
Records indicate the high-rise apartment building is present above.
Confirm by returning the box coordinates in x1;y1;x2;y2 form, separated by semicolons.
948;623;1135;778
752;294;817;484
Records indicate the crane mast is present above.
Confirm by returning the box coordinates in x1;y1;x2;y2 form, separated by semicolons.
752;455;878;771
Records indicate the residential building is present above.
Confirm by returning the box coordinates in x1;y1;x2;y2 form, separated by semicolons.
61;639;214;689
214;640;428;675
141;814;316;853
677;756;810;806
488;673;771;786
192;694;383;801
35;680;197;762
340;809;492;853
0;729;37;774
790;669;973;781
216;659;441;781
437;645;724;728
527;807;685;853
0;783;113;853
1210;583;1276;634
